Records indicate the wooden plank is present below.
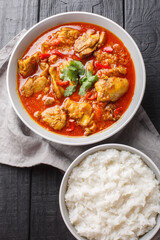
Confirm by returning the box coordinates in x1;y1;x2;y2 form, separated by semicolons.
29;165;75;240
125;0;160;133
0;164;31;240
0;0;39;49
92;0;123;27
39;0;123;27
0;0;39;239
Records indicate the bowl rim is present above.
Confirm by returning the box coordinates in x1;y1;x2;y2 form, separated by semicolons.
7;11;146;146
59;143;160;240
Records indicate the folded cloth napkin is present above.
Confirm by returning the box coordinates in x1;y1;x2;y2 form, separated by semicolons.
0;30;160;239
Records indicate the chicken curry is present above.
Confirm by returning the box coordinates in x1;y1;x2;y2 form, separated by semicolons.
17;22;135;136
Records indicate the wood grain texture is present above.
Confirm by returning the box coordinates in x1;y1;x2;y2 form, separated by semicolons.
125;0;160;133
39;0;123;26
92;0;123;27
0;165;31;240
0;1;38;239
0;0;39;49
29;165;75;240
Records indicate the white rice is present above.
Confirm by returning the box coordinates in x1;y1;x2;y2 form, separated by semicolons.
65;149;160;240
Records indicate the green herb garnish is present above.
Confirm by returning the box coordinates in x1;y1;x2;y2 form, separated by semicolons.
60;60;85;84
60;65;78;83
60;61;98;96
70;60;85;75
64;85;77;97
79;71;98;96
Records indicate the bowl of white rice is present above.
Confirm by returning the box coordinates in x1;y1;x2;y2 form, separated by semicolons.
59;144;160;240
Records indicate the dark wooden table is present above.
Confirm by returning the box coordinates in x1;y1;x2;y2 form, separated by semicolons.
0;1;160;239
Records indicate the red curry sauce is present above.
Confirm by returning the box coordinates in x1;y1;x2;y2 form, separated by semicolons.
17;22;135;137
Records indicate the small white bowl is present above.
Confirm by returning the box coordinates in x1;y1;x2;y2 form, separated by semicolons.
59;144;160;240
7;12;146;145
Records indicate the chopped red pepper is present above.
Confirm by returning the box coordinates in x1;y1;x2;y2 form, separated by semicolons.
86;92;92;99
56;81;69;86
66;120;75;132
39;53;50;60
88;93;97;100
114;107;123;118
103;46;113;53
86;92;97;100
51;49;64;57
94;61;111;69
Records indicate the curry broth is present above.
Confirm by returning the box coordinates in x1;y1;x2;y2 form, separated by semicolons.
17;22;135;136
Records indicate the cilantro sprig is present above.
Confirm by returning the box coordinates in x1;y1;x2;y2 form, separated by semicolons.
60;60;98;96
79;71;98;96
64;85;77;97
60;65;78;84
70;60;85;75
60;60;85;84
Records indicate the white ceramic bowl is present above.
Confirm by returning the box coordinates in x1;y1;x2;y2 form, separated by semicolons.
7;12;146;145
59;144;160;240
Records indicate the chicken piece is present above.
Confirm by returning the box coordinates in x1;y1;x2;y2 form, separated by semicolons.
18;52;40;78
84;121;96;136
97;66;127;79
42;96;55;105
40;62;49;78
63;98;84;119
41;106;66;130
95;77;129;102
74;30;97;57
86;60;94;73
33;76;50;93
42;28;80;52
49;66;62;99
74;30;105;58
78;47;97;59
63;98;95;129
94;49;118;65
21;76;50;97
55;27;80;45
97;32;106;48
21;78;34;97
41;28;79;53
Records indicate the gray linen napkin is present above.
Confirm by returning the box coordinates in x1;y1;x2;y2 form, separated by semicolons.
0;30;160;239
